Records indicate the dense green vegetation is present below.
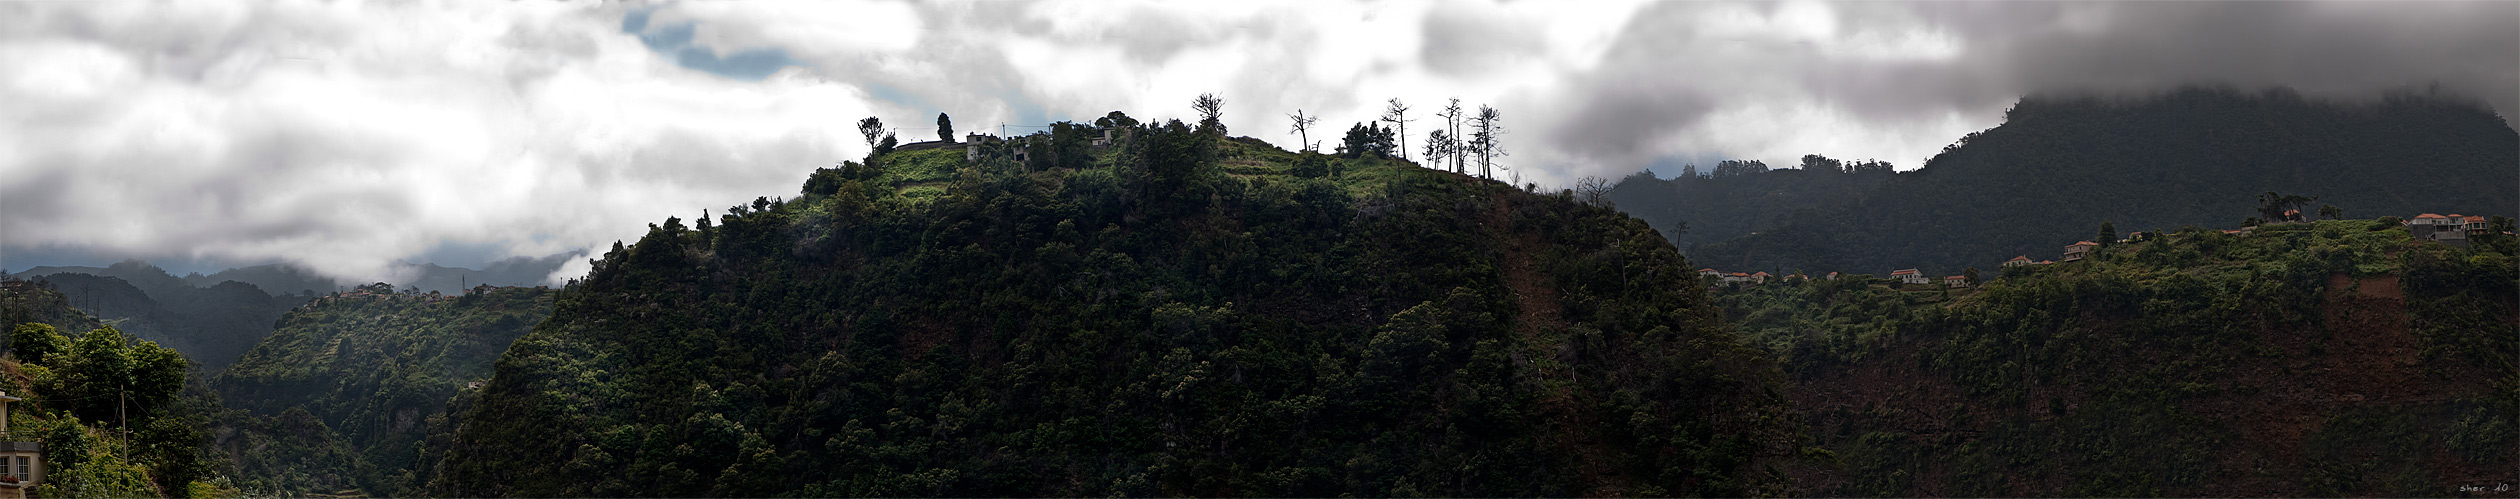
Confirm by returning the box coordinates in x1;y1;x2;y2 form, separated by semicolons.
1708;219;2517;495
0;282;223;498
210;286;553;496
1639;86;2517;277
429;117;1799;496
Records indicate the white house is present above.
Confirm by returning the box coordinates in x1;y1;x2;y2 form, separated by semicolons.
2002;256;2033;268
1945;275;1970;288
1890;269;1928;285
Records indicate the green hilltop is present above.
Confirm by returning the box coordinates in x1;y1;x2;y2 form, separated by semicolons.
424;117;1800;497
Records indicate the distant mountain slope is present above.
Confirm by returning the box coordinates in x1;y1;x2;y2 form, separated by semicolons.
183;263;341;296
8;256;574;370
1606;166;1895;251
1715;220;2516;496
430;123;1799;497
213;286;553;497
1683;86;2517;276
20;272;288;370
14;253;577;299
15;259;193;294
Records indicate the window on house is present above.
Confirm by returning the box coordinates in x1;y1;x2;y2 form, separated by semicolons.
13;456;24;480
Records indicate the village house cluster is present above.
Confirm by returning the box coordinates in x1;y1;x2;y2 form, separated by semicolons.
304;284;546;308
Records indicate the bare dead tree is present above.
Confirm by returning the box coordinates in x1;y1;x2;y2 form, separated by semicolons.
1451;98;1471;173
1287;109;1320;151
1381;98;1414;162
1575;175;1612;206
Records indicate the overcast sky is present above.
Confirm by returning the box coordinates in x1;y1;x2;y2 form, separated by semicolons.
3;0;2512;285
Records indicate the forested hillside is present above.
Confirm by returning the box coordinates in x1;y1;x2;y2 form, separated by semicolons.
1605;161;1894;251
1666;86;2516;276
1709;219;2516;496
211;286;553;496
428;118;1801;496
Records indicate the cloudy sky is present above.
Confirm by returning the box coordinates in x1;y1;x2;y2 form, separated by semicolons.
3;0;2512;285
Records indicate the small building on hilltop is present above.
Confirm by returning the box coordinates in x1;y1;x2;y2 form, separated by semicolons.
1890;269;1928;285
1697;268;1724;279
1945;275;1970;288
2063;241;2099;261
2408;213;2468;243
1724;272;1752;284
2002;255;2033;268
1749;271;1771;284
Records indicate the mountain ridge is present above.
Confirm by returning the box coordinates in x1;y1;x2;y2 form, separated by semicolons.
1615;86;2517;277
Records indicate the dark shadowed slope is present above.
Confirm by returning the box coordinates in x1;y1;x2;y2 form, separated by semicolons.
1682;86;2516;276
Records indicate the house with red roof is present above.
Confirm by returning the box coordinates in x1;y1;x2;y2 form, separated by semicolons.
1749;271;1771;284
1944;275;1970;288
2002;255;2033;268
2063;241;2099;261
2409;213;2470;243
1889;269;1928;285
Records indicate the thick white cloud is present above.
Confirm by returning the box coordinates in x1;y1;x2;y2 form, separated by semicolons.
1;1;881;284
5;0;2509;285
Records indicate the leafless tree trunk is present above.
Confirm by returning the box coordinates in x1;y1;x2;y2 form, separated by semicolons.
1381;98;1413;162
1576;175;1612;206
1440;98;1464;174
1286;109;1319;151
